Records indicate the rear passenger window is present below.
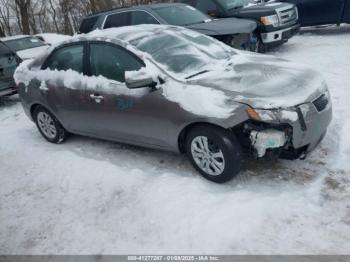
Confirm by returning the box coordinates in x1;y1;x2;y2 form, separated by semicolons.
44;45;84;73
104;12;130;29
79;16;99;33
131;11;159;25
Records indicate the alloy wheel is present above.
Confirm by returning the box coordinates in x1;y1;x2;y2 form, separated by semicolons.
190;136;225;176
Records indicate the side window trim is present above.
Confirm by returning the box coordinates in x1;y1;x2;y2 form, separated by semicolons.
129;10;161;25
87;41;146;82
41;42;88;75
102;10;161;29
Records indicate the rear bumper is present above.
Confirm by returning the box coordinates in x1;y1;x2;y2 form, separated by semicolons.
260;23;300;44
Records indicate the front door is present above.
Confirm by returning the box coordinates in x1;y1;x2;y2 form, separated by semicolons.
83;42;172;148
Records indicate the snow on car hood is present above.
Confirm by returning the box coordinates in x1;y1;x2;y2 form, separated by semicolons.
189;52;328;109
16;45;50;60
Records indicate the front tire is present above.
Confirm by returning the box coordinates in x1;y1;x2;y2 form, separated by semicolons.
185;125;242;183
34;106;67;144
251;35;266;53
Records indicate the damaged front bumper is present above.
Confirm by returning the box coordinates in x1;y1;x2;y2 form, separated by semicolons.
234;93;332;160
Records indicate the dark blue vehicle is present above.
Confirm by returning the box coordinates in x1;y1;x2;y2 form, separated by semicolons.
277;0;350;26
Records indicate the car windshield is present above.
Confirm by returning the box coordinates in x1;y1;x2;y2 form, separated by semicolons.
217;0;246;10
129;28;234;77
0;42;13;56
153;5;211;26
4;37;46;52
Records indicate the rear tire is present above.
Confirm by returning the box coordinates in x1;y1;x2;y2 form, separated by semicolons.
185;125;242;183
33;106;67;144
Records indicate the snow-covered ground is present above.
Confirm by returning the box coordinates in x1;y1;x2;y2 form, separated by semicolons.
1;25;350;255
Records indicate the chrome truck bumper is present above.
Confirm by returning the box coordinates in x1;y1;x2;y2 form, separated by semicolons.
261;24;300;44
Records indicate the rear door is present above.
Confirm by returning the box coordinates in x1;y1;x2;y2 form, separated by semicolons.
0;42;18;93
285;0;344;26
41;42;89;131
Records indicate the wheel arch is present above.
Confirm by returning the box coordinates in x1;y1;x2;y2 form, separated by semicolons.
29;103;65;128
178;122;229;154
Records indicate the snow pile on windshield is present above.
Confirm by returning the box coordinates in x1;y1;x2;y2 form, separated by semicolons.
90;25;235;79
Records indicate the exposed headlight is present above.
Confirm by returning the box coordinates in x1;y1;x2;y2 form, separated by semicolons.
247;108;299;122
247;108;278;122
260;15;280;27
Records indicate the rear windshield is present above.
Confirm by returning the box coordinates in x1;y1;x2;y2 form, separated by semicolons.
79;16;99;33
153;5;211;26
4;37;46;52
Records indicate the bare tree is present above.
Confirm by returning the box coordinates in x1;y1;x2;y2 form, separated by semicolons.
14;0;31;34
0;0;12;35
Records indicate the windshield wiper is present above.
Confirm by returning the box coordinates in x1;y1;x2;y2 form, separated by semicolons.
185;70;209;79
183;20;207;26
228;6;243;11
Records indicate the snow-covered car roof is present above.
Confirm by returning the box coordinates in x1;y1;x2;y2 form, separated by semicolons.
30;25;236;80
35;33;72;45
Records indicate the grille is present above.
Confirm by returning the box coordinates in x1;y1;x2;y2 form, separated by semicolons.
278;7;298;26
313;94;329;112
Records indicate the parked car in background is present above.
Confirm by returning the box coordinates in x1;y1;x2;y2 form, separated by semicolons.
79;3;258;51
1;35;50;60
0;41;21;96
15;25;332;183
35;33;72;45
277;0;350;26
177;0;300;52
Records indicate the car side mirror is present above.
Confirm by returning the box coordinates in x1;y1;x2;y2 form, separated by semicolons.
125;68;157;89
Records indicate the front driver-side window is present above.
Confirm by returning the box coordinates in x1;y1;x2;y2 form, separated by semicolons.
104;12;130;29
196;0;218;14
90;43;144;83
131;11;159;25
44;45;84;73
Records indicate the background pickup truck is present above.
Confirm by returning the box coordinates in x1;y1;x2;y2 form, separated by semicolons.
177;0;300;52
277;0;350;26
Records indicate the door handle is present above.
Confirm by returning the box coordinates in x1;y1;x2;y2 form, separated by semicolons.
90;93;104;103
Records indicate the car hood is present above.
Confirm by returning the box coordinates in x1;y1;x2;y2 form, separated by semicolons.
16;45;50;60
185;17;257;36
229;2;293;18
188;53;327;109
